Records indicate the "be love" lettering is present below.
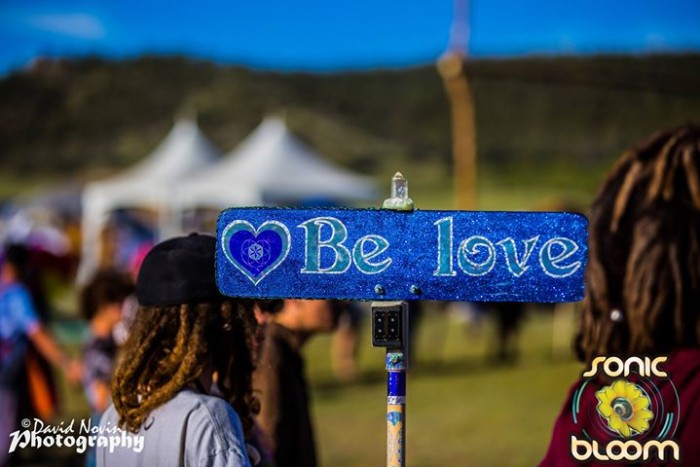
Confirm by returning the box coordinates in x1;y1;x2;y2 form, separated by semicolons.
298;216;581;279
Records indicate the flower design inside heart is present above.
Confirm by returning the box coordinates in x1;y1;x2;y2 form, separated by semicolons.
221;220;291;285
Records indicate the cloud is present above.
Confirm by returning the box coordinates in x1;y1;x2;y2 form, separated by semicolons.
28;13;106;40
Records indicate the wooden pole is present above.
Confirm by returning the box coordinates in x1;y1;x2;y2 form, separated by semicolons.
437;0;477;210
438;53;477;210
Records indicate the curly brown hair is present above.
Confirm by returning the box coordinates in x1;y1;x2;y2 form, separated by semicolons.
80;268;134;320
576;125;700;362
111;300;260;436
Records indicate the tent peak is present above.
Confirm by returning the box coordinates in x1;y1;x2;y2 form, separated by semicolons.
172;115;200;132
260;114;287;130
175;107;199;125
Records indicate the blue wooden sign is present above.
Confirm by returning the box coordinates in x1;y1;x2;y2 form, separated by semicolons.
216;208;588;302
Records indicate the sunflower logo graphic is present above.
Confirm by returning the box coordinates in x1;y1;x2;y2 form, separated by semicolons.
595;379;653;438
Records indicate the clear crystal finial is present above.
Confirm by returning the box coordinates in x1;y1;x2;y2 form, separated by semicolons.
383;172;414;211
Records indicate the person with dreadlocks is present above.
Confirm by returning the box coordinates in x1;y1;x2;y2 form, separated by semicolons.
540;126;700;465
97;234;259;467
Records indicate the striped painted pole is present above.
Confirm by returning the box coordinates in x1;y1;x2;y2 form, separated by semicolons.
382;173;411;467
386;350;406;466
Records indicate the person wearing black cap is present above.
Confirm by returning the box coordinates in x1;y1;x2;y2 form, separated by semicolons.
97;234;259;467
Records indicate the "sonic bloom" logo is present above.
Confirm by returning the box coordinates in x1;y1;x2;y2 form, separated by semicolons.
570;356;680;463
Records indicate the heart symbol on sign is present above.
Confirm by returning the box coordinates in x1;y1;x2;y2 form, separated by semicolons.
221;220;291;285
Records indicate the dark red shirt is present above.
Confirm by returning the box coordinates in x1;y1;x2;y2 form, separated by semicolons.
540;349;700;466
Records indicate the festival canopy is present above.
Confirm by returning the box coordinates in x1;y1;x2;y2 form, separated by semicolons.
78;117;221;282
177;116;377;210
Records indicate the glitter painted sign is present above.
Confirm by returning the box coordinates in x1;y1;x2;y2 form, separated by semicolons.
216;208;588;302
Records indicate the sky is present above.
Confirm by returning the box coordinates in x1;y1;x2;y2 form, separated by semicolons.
0;0;699;74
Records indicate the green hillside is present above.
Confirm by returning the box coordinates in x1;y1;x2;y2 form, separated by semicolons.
1;54;699;207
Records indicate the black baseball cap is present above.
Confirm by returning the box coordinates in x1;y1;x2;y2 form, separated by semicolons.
136;233;223;306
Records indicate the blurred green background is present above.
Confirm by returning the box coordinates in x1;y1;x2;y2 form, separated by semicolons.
4;52;700;466
2;54;700;209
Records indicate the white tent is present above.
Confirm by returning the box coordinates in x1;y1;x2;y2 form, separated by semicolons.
78;118;221;282
176;116;377;211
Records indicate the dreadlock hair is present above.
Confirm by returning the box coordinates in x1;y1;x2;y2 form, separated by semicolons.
111;299;260;436
576;125;700;363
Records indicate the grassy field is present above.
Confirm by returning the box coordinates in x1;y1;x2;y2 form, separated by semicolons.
306;305;583;467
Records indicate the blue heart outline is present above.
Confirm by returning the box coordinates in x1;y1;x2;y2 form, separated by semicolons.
221;220;291;285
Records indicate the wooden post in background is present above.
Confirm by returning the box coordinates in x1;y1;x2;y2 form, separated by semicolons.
437;0;477;211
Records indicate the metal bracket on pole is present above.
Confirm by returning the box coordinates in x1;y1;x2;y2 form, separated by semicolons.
371;172;414;467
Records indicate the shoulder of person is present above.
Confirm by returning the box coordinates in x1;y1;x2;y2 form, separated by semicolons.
99;393;250;466
98;404;121;432
2;284;39;329
174;391;250;465
189;391;244;428
3;283;31;305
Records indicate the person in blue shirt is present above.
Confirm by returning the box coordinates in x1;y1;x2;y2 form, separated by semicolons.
0;244;82;467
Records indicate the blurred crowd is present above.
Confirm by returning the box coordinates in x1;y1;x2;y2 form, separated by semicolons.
1;125;700;467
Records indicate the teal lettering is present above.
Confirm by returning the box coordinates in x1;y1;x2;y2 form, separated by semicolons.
497;236;539;277
434;217;456;276
352;235;392;274
457;236;496;276
299;217;351;274
539;237;581;278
